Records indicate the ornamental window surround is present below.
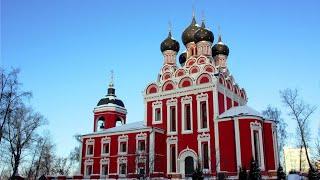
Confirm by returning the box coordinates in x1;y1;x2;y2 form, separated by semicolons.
181;96;193;134
100;158;109;177
84;159;93;177
118;135;128;155
85;139;94;157
197;133;211;172
118;157;127;176
101;137;111;156
136;133;147;154
167;99;178;135
152;101;162;124
250;121;265;170
166;136;178;174
197;93;209;132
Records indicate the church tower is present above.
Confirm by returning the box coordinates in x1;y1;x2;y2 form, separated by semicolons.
93;73;127;132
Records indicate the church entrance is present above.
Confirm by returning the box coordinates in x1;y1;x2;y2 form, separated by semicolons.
185;156;194;176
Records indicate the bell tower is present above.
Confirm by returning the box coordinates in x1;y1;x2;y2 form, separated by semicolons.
93;71;127;132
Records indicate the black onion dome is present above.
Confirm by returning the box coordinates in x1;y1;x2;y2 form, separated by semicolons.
179;52;187;65
97;86;125;107
212;35;229;56
182;16;200;45
194;21;214;43
160;31;180;52
97;97;125;107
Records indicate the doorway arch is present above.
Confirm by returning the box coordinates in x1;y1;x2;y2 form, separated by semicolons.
178;148;198;177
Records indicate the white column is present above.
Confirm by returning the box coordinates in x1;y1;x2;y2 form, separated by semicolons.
234;117;242;169
213;83;220;172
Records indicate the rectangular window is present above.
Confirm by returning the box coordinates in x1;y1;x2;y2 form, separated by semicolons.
200;101;208;129
120;142;127;153
202;143;209;169
87;145;93;156
138;140;145;152
170;145;176;172
86;165;92;176
139;168;145;175
119;163;126;175
185;104;191;130
101;164;108;175
102;143;109;154
170;106;176;132
253;131;261;166
155;108;161;122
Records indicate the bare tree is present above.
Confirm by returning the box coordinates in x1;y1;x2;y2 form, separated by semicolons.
0;68;31;143
262;106;287;165
280;88;316;170
4;103;45;179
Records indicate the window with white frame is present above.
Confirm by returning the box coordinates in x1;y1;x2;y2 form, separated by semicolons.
202;142;209;169
100;158;109;176
138;140;145;152
167;99;177;134
182;96;193;133
86;139;94;157
198;133;211;172
84;159;93;176
197;94;209;132
152;101;162;124
118;135;128;155
250;121;265;170
101;137;110;156
167;136;177;174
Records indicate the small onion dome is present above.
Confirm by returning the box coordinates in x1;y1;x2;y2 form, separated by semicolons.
160;31;180;52
212;35;229;56
179;52;187;66
97;85;125;107
182;16;200;45
194;21;214;43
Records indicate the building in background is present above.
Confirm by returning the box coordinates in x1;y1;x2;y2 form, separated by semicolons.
284;147;309;174
74;15;279;179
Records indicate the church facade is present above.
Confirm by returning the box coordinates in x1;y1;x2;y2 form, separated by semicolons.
79;15;278;179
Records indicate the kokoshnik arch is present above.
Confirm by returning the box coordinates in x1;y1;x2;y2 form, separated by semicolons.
76;14;279;179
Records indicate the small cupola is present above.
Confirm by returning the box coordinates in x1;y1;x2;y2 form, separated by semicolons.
160;26;180;65
212;35;230;68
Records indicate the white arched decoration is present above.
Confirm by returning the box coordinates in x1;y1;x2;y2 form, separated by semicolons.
178;147;198;177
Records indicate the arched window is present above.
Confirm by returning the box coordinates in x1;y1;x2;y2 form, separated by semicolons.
96;117;105;131
115;117;124;127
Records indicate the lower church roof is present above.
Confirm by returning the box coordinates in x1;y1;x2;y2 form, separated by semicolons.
219;105;262;119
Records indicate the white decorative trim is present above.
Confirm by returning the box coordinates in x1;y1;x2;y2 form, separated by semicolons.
136;132;147;154
233;117;242;169
250;121;265;170
197;133;211;173
213;79;221;172
149;129;155;173
117;156;127;176
100;158;110;177
118;135;128;155
85;139;94;157
272;124;279;169
152;101;163;124
196;93;210;132
178;148;198;178
181;96;193;134
93;106;127;114
167;136;178;174
84;159;93;177
101;137;111;156
167;98;178;135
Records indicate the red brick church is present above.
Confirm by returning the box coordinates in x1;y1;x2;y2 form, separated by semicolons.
78;15;279;179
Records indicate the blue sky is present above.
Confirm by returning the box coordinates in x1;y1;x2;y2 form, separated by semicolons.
1;0;320;156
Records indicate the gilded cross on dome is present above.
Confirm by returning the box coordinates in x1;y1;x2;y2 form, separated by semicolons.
109;70;114;88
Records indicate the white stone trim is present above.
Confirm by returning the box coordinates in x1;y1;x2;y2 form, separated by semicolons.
178;148;198;178
181;96;193;134
149;129;155;173
233;117;242;169
84;159;93;177
101;137;111;156
100;158;110;177
152;101;163;124
93;106;127;114
197;133;211;173
196;93;210;132
136;132;147;154
166;136;178;174
117;156;127;177
213;81;221;172
250;121;265;170
167;98;178;135
272;124;279;169
85;139;94;157
118;135;128;155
